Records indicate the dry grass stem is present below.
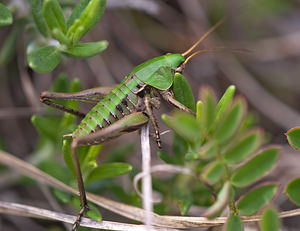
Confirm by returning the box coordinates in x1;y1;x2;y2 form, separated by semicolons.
141;124;153;229
1;149;300;229
0;201;175;231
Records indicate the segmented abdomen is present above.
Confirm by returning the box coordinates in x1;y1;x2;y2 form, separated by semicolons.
73;74;145;137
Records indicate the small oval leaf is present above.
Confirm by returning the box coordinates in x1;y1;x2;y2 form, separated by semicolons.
173;72;195;112
285;177;300;206
86;203;102;221
286;127;300;151
32;0;50;37
86;162;132;184
162;112;201;144
231;147;279;187
223;129;263;165
201;161;225;185
214;98;246;144
224;213;243;231
67;0;106;43
53;189;71;203
215;85;235;123
62;41;108;58
199;86;216;131
184;151;199;160
31;115;60;142
173;134;188;164
203;181;231;217
39;160;71;184
0;3;13;26
178;197;192;216
260;207;280;231
62;139;76;177
82;144;102;168
172;187;193;215
197;141;218;159
67;0;89;29
237;183;278;215
42;0;66;35
27;46;61;73
196;100;203;122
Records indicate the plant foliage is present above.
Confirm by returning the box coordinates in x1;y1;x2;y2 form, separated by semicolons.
27;0;108;73
160;80;280;229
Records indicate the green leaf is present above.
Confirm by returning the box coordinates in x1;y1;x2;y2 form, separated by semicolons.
39;160;71;184
214;98;246;144
86;203;102;221
223;129;263;165
225;213;243;231
31;115;61;142
286;127;300;151
203;181;231;217
67;0;106;43
260;207;280;231
32;0;50;37
82;144;102;171
52;74;70;92
178;199;192;216
86;163;132;184
231;147;279;187
240;113;258;132
42;0;66;35
237;183;278;215
27;46;61;73
197;141;218;159
173;134;188;164
0;3;13;26
52;28;70;46
215;85;235;123
53;189;71;203
201;161;225;185
62;139;76;177
196;100;203;122
67;0;89;29
199;87;216;131
77;145;90;166
172;187;193;215
162;112;201;144
173;72;195;112
62;41;108;58
184;151;200;160
285;177;300;206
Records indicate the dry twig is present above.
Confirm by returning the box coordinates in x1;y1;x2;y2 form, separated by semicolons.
1;150;300;229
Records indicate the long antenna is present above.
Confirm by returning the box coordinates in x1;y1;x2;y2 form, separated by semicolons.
182;18;226;57
176;47;248;73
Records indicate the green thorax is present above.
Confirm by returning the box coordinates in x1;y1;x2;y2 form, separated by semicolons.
130;53;185;90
